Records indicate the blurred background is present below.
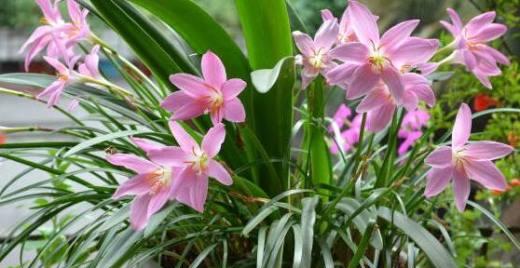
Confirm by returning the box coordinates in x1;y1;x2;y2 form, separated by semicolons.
0;0;519;266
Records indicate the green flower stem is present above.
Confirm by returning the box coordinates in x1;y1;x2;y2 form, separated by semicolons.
79;75;132;97
304;77;332;194
376;109;405;188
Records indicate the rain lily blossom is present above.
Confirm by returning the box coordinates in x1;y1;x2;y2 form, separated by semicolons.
148;122;233;212
20;0;91;70
327;0;439;100
440;8;509;88
398;109;430;155
78;45;101;78
292;18;339;89
424;103;514;211
320;8;358;44
37;56;79;107
107;138;178;230
162;51;246;125
328;105;363;154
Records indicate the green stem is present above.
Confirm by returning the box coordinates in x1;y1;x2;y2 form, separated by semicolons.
304;78;332;194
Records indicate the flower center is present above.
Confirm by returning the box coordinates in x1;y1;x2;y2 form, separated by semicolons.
188;148;209;174
146;168;172;195
452;149;466;168
369;53;387;72
208;90;224;113
309;50;326;69
57;73;69;81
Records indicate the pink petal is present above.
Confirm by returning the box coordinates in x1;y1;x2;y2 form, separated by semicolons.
464;141;513;161
465;11;496;35
473;68;493;89
314;18;339;50
170;102;206;122
452;103;472;149
356;86;388;113
106;153;158;174
452;168;470;212
366;102;395;132
381;66;404;102
130;194;152;230
326;63;358;85
207;159;233;185
347;63;379;99
470;24;507;43
44;56;68;75
446;8;463;33
347;0;380;45
170;167;194;198
223;98;246;123
201;51;227;88
148;147;187;167
169;121;199;152
462;49;477;70
161;91;193;113
464;159;507;191
321;9;335;21
411;84;436;107
380;19;420;51
440;20;457;37
481;46;510;65
67;0;83;25
401;90;419;111
202;123;226;158
131;137;163;154
424;166;453;197
329;42;369;63
189;175;209;212
425;146;452;167
146;188;170;219
37;80;64;106
210;107;224;125
293;31;315;56
222;78;246;101
113;174;151;199
388;38;439;67
169;74;210;98
36;0;61;22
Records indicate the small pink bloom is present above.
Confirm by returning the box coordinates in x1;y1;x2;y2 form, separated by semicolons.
320;8;358;44
37;56;78;107
329;105;363;154
162;51;246;125
398;109;430;155
293;18;339;89
107;138;179;230
424;103;513;211
78;45;101;78
327;1;439;101
148;122;233;212
441;9;509;88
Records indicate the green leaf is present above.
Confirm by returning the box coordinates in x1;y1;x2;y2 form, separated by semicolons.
64;130;147;157
300;197;319;268
235;0;295;196
189;243;218;268
242;206;279;237
347;220;376;268
378;207;457;268
251;57;294;94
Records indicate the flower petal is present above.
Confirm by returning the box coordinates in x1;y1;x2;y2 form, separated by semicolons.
347;63;380;99
425;146;452;167
202;123;226;158
224;98;246;123
329;42;369;63
356;86;388;113
424;166;453;197
452;168;470;212
366;102;395;132
148;147;187;167
169;73;210;98
465;11;496;35
169;121;199;152
107;153;158;174
381;66;404;102
222;78;246;100
411;84;436;107
388;38;439;67
452;103;472;149
113;174;151;199
293;31;315;56
207;159;233;185
446;8;463;33
189;175;209;212
131;137;163;154
314;18;339;50
326;63;358;85
321;9;335;21
470;23;507;43
201;51;227;88
464;159;507;191
347;0;380;45
146;188;170;219
464;141;513;161
169;102;206;121
380;19;420;51
130;194;152;230
161;91;193;113
462;49;477;70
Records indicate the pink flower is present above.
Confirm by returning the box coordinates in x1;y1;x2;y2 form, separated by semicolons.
292;18;339;89
107;138;178;230
78;45;101;78
162;51;246;125
329;105;363;154
20;0;91;70
320;8;358;44
148;122;233;212
326;1;439;101
441;9;509;88
424;103;514;211
37;56;78;107
398;109;430;155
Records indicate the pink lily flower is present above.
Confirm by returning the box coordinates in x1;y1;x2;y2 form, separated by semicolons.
162;51;246;125
398;109;430;155
441;9;509;88
78;45;101;78
148;122;233;212
329;105;363;154
292;18;339;89
20;0;91;70
424;103;514;211
326;1;439;101
37;56;79;107
107;138;178;230
320;8;358;44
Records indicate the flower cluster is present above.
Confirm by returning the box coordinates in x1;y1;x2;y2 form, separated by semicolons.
108;52;245;230
296;1;513;212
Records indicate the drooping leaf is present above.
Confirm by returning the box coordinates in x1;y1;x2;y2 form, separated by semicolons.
251;57;294;94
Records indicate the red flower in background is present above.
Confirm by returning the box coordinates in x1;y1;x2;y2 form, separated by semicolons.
473;94;499;112
0;133;6;145
507;132;518;147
